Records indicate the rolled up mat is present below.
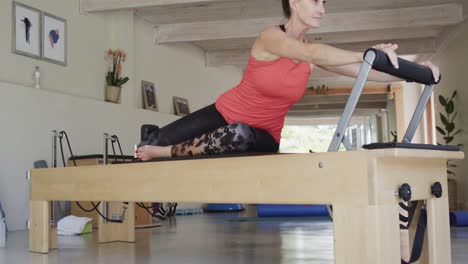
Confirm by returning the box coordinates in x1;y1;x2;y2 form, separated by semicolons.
450;211;468;227
257;204;329;217
206;203;243;212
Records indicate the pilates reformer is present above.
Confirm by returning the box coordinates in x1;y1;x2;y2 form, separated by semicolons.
28;49;464;264
48;131;177;224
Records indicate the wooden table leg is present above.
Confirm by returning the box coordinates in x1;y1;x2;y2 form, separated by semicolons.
333;203;401;264
98;202;135;243
427;193;452;264
29;201;50;253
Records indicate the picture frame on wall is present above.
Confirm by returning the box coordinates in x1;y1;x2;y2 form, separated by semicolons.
142;81;158;111
42;12;67;66
12;2;42;60
173;96;190;116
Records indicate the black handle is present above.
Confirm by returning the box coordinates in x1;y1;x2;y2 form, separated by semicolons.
364;48;441;85
431;182;443;198
398;183;412;202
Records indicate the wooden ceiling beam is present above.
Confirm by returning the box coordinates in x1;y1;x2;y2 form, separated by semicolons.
81;0;236;12
137;0;462;25
155;4;462;43
193;27;442;51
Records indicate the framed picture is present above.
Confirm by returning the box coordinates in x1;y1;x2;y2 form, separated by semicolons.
142;81;158;111
12;2;42;60
173;96;190;116
42;12;67;66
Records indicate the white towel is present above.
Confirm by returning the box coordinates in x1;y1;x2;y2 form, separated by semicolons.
57;215;92;236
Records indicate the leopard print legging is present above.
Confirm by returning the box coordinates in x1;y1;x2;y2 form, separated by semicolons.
171;122;256;157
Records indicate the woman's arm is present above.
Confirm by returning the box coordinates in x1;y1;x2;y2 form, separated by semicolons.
318;60;440;83
318;63;403;82
257;27;363;66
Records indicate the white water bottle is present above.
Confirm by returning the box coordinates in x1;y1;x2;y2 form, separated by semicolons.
34;66;41;89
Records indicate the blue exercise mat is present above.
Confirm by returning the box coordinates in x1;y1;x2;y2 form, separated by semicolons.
450;211;468;227
257;204;329;217
206;203;243;212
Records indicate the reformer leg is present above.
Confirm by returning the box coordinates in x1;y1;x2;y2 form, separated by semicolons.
98;202;135;243
427;193;452;264
30;200;56;253
333;203;401;264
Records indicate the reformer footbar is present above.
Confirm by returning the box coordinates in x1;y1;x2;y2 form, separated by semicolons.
328;48;441;153
326;48;458;264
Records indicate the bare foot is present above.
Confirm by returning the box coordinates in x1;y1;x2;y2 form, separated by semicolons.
136;145;172;161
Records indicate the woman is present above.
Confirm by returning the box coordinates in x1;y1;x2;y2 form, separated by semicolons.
136;0;440;161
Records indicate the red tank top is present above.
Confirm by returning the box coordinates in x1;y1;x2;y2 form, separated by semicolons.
215;43;311;143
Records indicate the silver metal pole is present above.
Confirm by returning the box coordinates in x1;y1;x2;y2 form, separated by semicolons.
52;130;58;168
50;130;61;227
328;51;376;152
342;135;353;151
103;133;109;165
103;133;110;223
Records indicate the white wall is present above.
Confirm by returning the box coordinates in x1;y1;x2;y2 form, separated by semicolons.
134;18;242;113
0;81;179;230
0;0;111;100
0;0;242;230
432;20;468;210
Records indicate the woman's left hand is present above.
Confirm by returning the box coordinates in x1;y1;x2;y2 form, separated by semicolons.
419;61;440;83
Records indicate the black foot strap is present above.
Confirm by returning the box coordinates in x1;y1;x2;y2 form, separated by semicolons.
401;208;427;264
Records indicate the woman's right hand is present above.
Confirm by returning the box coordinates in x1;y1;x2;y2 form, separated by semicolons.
372;43;400;69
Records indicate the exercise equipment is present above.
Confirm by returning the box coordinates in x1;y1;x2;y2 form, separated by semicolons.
257;204;328;217
0;201;6;248
27;49;463;264
450;211;468;227
206;203;243;212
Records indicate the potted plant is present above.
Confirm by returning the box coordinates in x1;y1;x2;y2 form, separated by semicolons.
105;49;129;103
436;90;463;210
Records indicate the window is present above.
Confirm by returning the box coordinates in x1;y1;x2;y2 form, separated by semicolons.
280;117;379;153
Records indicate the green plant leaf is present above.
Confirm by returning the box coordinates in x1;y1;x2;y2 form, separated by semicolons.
446;101;454;114
116;77;129;87
457;144;464;147
439;95;447;106
106;72;114;86
447;123;455;133
447;170;455;175
451;90;457;100
440;113;449;127
444;136;454;144
451;112;458;122
453;129;462;137
436;126;446;135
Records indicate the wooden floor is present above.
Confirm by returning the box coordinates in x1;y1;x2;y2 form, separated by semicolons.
2;212;468;263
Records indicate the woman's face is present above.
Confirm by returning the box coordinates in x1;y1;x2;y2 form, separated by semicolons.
291;0;326;28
